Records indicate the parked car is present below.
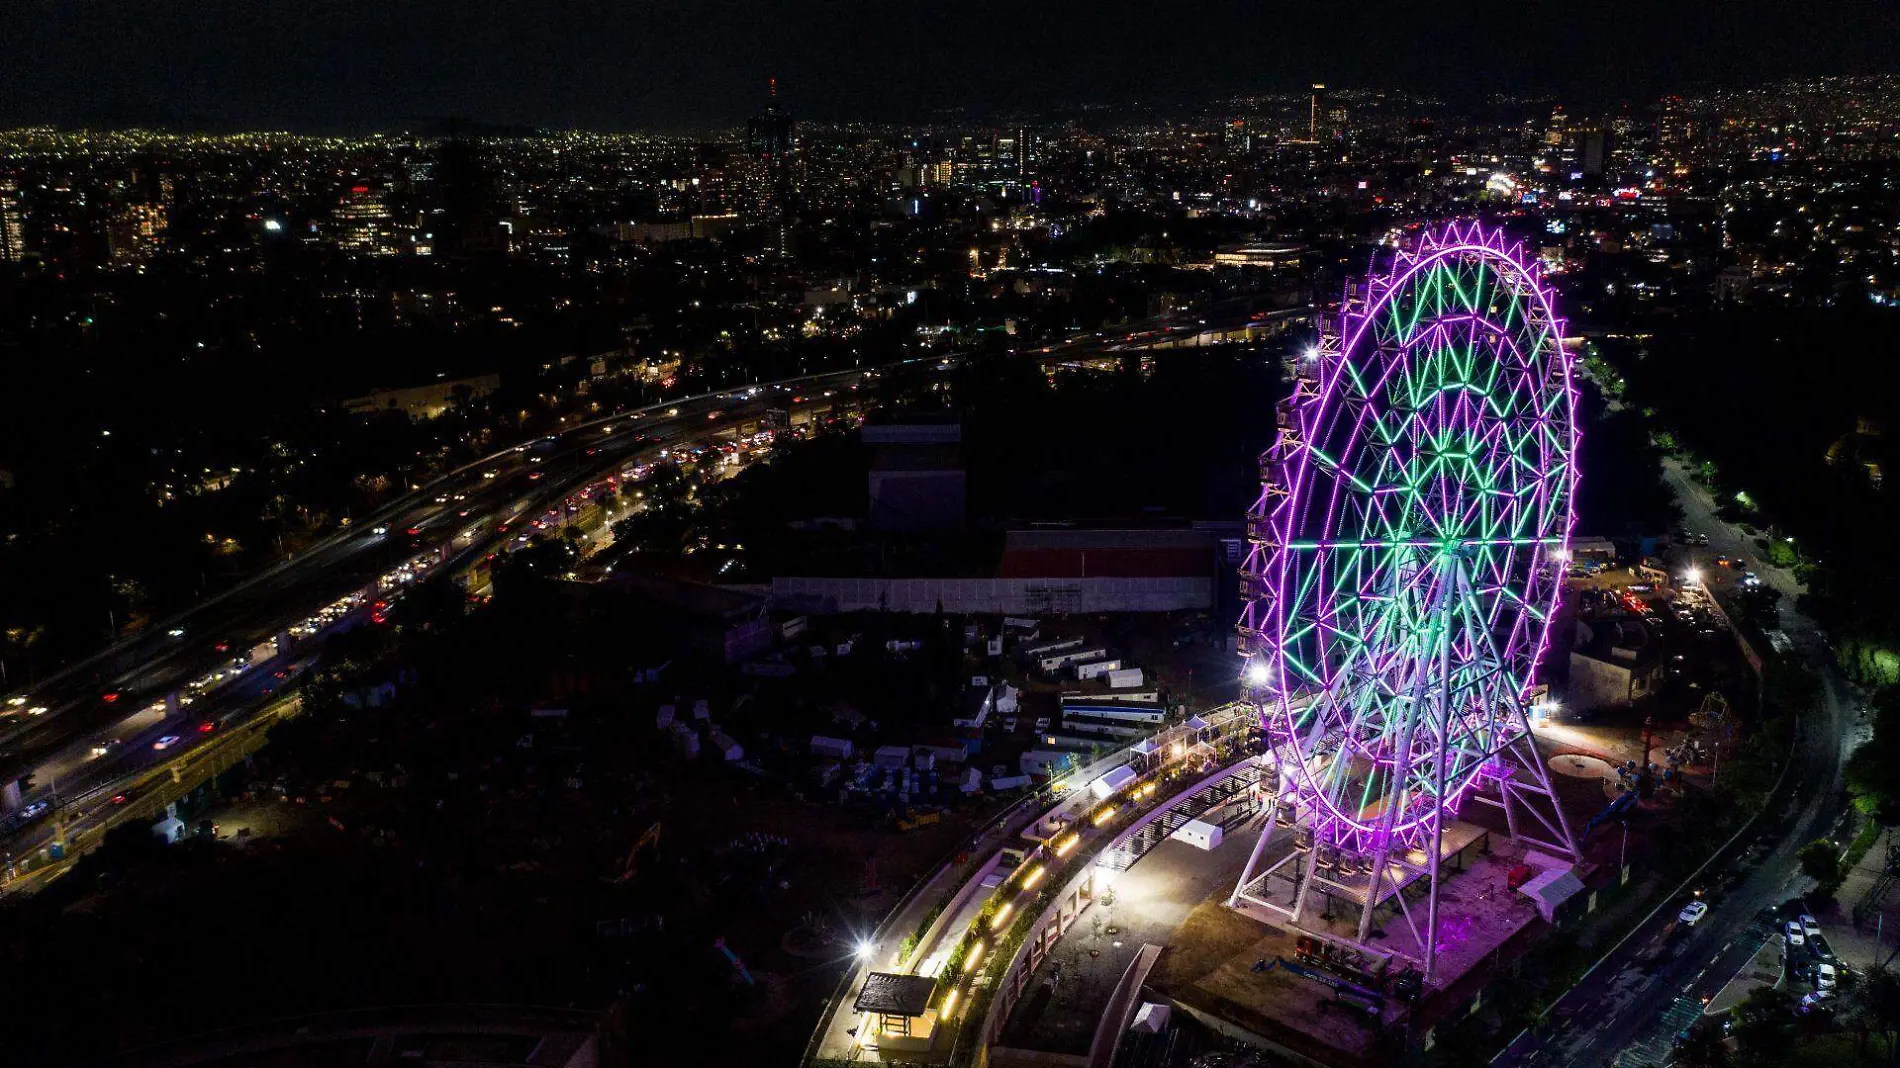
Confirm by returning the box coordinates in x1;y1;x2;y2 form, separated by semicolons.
1801;914;1822;939
1679;900;1710;927
1786;920;1806;947
1817;962;1839;989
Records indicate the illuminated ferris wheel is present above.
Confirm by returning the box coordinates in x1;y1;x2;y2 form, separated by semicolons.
1230;221;1581;977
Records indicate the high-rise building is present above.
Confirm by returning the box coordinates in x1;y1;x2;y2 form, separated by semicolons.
0;180;24;262
333;184;396;255
1545;105;1568;148
1309;84;1327;143
746;78;798;206
106;202;166;264
1657;96;1691;164
1579;128;1608;178
744;78;799;254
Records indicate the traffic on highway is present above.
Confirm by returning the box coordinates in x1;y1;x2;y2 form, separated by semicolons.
0;361;896;884
0;311;1294;889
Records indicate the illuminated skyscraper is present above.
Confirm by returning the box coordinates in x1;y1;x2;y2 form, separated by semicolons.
1545;104;1568;148
745;78;799;253
0;180;23;262
1658;96;1691;165
333;184;396;255
106;202;166;264
746;78;798;206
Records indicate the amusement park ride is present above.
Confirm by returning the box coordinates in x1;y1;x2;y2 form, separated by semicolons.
1228;221;1582;983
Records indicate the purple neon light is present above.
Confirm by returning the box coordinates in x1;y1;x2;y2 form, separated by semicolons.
1239;220;1575;854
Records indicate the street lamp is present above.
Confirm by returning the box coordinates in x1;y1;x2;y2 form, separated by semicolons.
854;939;875;962
1684;567;1703;586
1245;660;1271;686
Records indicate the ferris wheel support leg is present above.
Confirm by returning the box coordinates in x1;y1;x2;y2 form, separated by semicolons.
1424;793;1448;983
1504;725;1582;859
1498;776;1524;842
1359;553;1458;947
1421;560;1461;984
1226;803;1279;909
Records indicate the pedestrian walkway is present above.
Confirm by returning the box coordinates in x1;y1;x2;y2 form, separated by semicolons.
1705;934;1782;1015
1822;826;1900;972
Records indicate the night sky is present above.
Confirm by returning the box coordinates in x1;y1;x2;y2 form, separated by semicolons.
5;0;1897;131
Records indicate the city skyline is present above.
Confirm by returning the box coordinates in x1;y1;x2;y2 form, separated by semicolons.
5;0;1899;132
3;23;1900;1067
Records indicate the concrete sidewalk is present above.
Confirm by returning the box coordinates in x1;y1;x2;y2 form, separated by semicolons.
1706;935;1784;1015
1820;826;1900;972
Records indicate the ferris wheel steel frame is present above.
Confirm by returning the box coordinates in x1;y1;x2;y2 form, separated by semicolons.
1227;221;1581;982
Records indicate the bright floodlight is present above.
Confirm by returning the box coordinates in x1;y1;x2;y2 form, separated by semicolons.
1303;345;1321;361
1684;568;1703;586
1245;660;1271;685
854;939;875;961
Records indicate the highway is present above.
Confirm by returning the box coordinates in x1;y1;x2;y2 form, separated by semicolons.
0;304;1307;890
0;361;904;884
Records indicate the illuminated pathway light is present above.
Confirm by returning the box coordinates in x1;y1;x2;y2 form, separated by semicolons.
963;940;985;970
1229;221;1583;983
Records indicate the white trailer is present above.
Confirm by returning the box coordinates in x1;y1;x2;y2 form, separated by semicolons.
1058;718;1149;740
1039;648;1107;674
810;735;855;761
873;745;910;771
989;774;1032;791
1170;818;1224;851
1022;636;1084;658
1060;701;1167;725
1106;668;1146;689
1076;659;1123;680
